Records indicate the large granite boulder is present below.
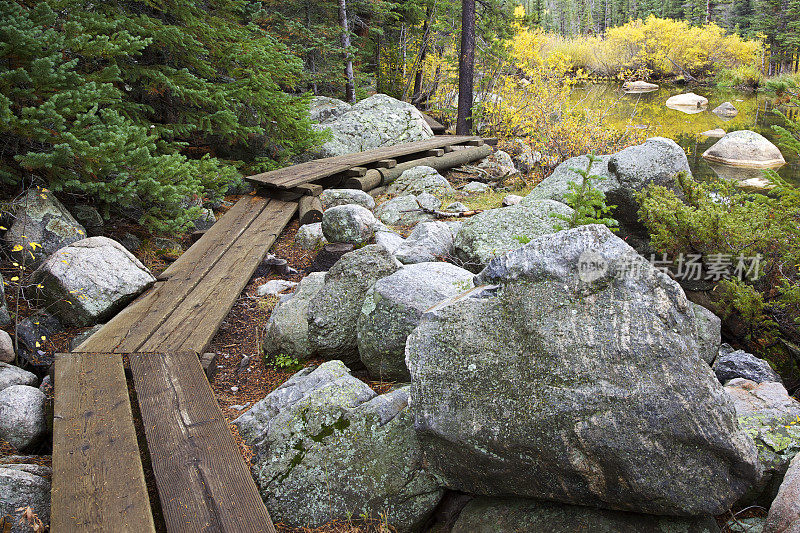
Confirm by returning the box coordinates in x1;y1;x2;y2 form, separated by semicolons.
394;221;454;264
764;452;800;533
357;262;473;381
0;385;46;451
522;154;617;204
692;302;722;364
453;200;572;272
375;194;441;226
0;363;37;392
714;349;782;385
320;189;375;211
234;361;442;532
0;465;51;533
407;225;761;516
32;236;155;327
308;245;400;363
386;166;453;197
702;130;786;168
5;188;86;268
309;96;351;124
452;497;720;533
314;94;433;158
263;272;326;360
725;378;800;504
321;204;377;246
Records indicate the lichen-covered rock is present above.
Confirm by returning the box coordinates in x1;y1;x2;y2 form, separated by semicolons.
192;208;216;231
263;272;326;360
69;324;104;351
462;181;490;194
407;225;761;516
314;94;433;158
386;166;452;197
446;202;469;212
725;378;800;504
357;262;473;381
0;466;51;533
691;302;722;364
702;130;786;169
5;188;86;268
234;361;442;532
309;96;351;124
321;204;377;246
320;189;376;211
0;385;46;451
453;200;572;271
32;236;155;327
764;452;800;533
522;154;618;204
714;350;782;385
452;497;721;533
477;150;517;177
375;194;440;226
394;222;454;264
502;195;523;206
308;245;400;363
295;222;328;250
0;363;37;392
70;205;104;236
374;230;405;254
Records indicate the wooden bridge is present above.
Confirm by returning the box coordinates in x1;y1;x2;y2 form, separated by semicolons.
50;135;492;532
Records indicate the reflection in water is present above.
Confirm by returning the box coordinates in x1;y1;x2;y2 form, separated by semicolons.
566;83;800;186
707;162;775;190
665;103;708;115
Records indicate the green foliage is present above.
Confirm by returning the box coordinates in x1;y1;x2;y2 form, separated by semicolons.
553;154;619;231
715;65;763;88
273;353;302;371
638;171;800;364
0;0;320;232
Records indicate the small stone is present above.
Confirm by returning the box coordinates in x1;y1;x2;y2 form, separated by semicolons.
502;194;523;206
70;205;104;236
231;386;238;393
119;232;141;252
0;385;47;451
462;181;490;194
256;280;297;297
386;166;452;196
374;231;406;254
714;349;782;384
295;222;328;250
192;208;216;231
394;222;454;264
446;202;469;212
713;101;738;118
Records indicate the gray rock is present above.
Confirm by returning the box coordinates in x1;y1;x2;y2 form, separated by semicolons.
407;225;761;515
309;95;351;124
295;222;328;250
375;194;440;227
452;497;720;533
764;452;800;533
321;204;376;246
234;361;442;532
727;517;765;533
0;467;50;533
119;232;141;252
509;139;541;173
15;312;62;371
691;302;722;364
0;273;9;326
374;230;405;254
477;150;517;177
0;330;13;364
394;222;454;264
69;324;104;351
386;166;452;197
308;246;400;363
0;385;46;451
263;272;326;360
607;137;691;226
702;130;786;168
453;200;572;271
314;94;433;158
462;181;490;194
502;194;523;206
151;237;181;251
320;189;376;211
446;202;469;212
357;262;473;381
70;205;103;236
256;280;297;297
713;101;739;118
523;154;618;204
192;208;216;231
714;350;782;385
725;378;800;504
0;363;37;392
5;188;86;268
32;236;156;327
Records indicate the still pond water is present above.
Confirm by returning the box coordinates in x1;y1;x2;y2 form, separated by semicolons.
567;83;800;187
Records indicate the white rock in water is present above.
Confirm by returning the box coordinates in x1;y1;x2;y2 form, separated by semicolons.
666;92;709;109
703;130;786;168
623;80;659;92
701;128;726;138
713;102;738;118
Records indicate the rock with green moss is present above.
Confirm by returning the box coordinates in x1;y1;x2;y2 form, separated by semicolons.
234;360;442;532
725;378;800;505
407;225;761;516
308;245;400;364
452;200;572;272
263;272;326;360
452;497;721;533
5;188;86;268
357;262;473;381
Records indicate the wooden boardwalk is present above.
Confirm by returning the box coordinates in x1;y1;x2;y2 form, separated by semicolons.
51;136;491;532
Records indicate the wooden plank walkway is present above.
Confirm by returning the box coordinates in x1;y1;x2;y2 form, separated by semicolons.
246;135;479;189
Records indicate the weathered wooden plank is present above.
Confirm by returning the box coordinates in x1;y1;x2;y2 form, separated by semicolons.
139;200;298;354
75;196;271;353
130;351;275;533
52;352;155;533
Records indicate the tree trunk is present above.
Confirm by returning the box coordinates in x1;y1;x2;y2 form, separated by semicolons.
412;5;433;104
338;0;356;103
457;0;476;135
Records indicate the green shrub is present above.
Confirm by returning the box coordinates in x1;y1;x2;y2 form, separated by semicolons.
553;154;619;231
714;65;763;88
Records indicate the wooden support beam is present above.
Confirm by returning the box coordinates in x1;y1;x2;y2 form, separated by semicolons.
465;139;485;147
367;186;387;198
423;148;445;157
344;169;382;191
299;195;323;225
483;137;499;146
343;166;368;177
378;144;493;185
375;159;397;169
200;352;218;380
293;183;323;196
